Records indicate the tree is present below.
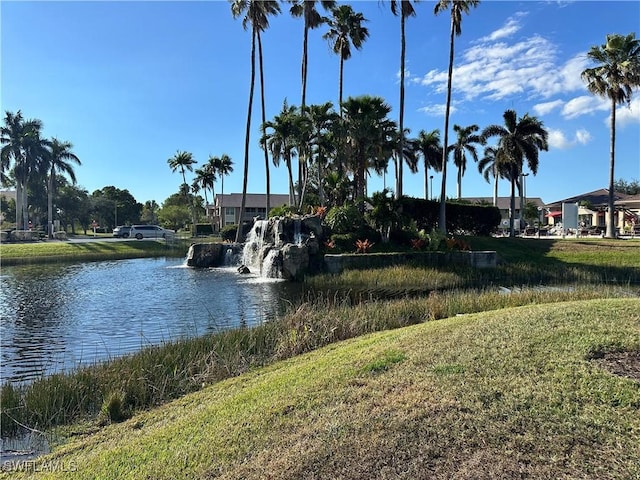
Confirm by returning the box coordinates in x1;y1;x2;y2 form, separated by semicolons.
262;101;309;208
323;5;369;109
482;109;548;237
581;33;640;238
214;154;234;230
91;186;142;230
341;95;397;211
416;129;443;200
1;111;48;229
289;0;335;207
434;0;480;234
448;124;482;199
140;200;159;225
167;150;197;230
390;0;418;200
44;138;81;238
231;0;281;242
477;145;507;207
614;178;640;195
306;102;339;207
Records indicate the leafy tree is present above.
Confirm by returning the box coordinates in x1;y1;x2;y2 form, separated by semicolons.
323;5;369;109
366;188;400;243
1;111;49;229
448;124;483;199
582;33;640;237
434;0;480;234
214;154;234;230
44;138;80;238
91;186;142;230
481;109;548;237
140;200;159;225
614;178;640;195
416;129;443;200
477;145;508;207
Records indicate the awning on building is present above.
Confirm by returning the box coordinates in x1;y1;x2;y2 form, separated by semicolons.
546;211;562;218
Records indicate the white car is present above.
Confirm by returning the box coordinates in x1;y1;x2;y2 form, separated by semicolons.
129;225;174;240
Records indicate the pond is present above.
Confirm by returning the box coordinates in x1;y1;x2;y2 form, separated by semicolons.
0;257;302;384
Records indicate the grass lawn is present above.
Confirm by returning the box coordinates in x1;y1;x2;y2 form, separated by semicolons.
5;298;639;479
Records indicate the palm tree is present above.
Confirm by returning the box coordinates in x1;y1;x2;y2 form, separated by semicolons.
392;128;419;195
306;102;338;207
289;0;335;207
262;100;309;208
581;33;640;238
477;146;504;207
231;0;280;242
341;95;397;211
434;0;480;233
323;5;369;109
193;160;216;229
448;123;482;199
1;111;48;229
390;0;418;200
45;138;81;238
416;129;443;200
482;109;548;237
214;154;234;230
167;150;197;230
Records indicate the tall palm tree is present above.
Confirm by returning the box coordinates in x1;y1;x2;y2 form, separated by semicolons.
289;0;335;207
167;150;197;229
581;32;640;238
416;129;443;200
214;154;234;229
262;101;309;208
323;5;369;109
341;95;397;211
448;123;482;199
193;160;216;229
482;109;548;237
231;0;280;242
306;102;338;207
434;0;480;233
45;138;81;238
390;0;418;200
1;111;48;229
477;146;504;207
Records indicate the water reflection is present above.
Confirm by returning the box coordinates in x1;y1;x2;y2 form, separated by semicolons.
0;258;301;383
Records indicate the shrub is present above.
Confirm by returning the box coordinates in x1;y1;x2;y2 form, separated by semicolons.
220;225;237;242
325;203;364;234
269;204;294;218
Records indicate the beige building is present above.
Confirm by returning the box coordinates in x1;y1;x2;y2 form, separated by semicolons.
206;193;290;231
463;196;546;229
545;189;640;233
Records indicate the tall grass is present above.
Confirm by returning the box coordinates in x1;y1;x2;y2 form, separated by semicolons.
1;284;635;437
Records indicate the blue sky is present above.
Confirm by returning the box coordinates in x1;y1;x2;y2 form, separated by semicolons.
2;0;639;207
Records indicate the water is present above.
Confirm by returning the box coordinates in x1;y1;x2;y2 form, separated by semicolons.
0;257;301;384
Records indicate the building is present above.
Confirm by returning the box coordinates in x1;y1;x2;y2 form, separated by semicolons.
206;193;290;231
545;189;640;232
462;196;546;229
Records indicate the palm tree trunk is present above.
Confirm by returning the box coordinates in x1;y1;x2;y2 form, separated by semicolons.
457;164;462;199
258;32;271;217
439;16;456;234
607;97;616;238
15;181;23;229
424;166;429;200
338;55;344;109
492;163;498;206
47;170;54;239
297;25;310;211
396;14;406;200
235;27;257;243
509;169;516;237
220;177;225;230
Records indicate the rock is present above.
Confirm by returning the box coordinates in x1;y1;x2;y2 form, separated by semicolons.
237;265;251;274
281;243;309;281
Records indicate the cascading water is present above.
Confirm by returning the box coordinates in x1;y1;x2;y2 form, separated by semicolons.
241;220;281;278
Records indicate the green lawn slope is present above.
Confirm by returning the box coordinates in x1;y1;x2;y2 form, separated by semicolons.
6;298;639;479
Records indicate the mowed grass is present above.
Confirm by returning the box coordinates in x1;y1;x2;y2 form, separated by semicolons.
6;298;639;479
0;240;187;264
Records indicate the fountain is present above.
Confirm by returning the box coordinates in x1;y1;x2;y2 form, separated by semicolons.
187;214;327;280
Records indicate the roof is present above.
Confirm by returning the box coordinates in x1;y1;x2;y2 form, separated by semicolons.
546;189;630;208
211;193;290;209
461;196;546;210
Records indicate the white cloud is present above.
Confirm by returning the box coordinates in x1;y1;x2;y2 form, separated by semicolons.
418;104;456;117
415;18;592;106
548;128;593;149
575;129;592;145
614;97;640;127
561;95;607;119
534;99;564;116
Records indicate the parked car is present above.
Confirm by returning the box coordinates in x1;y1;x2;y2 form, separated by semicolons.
113;225;131;238
129;225;174;240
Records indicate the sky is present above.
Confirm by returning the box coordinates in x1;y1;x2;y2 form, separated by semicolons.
1;0;639;208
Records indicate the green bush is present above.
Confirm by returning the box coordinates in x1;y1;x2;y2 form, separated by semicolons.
268;204;294;218
220;225;237;242
193;223;214;236
325;203;365;234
